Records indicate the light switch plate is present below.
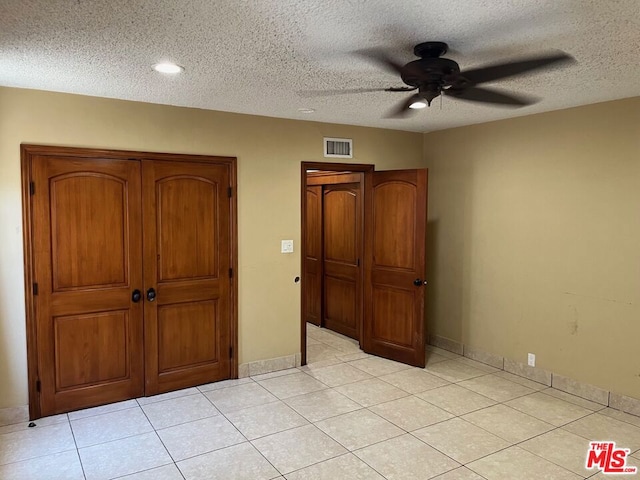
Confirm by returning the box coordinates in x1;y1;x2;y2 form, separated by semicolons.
281;240;294;253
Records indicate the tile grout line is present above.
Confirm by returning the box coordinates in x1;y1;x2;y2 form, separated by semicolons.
67;399;140;422
130;404;179;478
282;451;390;480
277;341;534;479
0;421;82;469
277;422;365;477
66;413;88;480
510;422;596;478
135;390;202;407
404;427;494;478
269;327;638;478
404;407;587;479
5;325;635;478
406;393;581;471
199;381;286;478
455;391;627;477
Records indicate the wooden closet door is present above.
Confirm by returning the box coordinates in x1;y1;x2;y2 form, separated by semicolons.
32;155;144;416
142;160;232;395
323;183;361;340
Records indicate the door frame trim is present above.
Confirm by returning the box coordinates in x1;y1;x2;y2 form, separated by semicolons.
300;161;374;366
21;144;239;419
21;146;38;420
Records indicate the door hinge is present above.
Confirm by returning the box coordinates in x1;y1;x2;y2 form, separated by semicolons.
229;346;233;359
29;182;35;195
229;268;233;278
36;379;41;392
32;283;39;295
228;187;232;198
356;258;360;267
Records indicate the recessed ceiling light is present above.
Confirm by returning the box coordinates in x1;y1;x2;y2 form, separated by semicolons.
153;62;184;74
409;100;427;109
298;108;315;114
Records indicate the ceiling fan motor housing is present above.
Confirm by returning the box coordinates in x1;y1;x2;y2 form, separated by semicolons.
413;41;449;58
401;57;461;105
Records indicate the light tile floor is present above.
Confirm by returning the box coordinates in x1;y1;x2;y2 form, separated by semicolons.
1;324;639;479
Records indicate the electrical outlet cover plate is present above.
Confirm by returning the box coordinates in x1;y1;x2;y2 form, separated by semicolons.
527;353;536;367
281;240;294;253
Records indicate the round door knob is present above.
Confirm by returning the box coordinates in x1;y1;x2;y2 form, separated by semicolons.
146;288;156;302
413;278;427;287
131;289;142;303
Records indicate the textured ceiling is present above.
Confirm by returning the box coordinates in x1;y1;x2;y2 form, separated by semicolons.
1;0;638;132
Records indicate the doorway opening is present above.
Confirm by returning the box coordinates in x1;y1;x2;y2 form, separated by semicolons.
300;162;429;369
300;162;373;366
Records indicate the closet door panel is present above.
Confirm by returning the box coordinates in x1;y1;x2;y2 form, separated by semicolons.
31;155;144;416
142;160;232;395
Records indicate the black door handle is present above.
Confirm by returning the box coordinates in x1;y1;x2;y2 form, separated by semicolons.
131;289;142;303
414;278;427;286
146;288;156;302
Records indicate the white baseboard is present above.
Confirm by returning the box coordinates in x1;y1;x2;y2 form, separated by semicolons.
0;405;28;427
428;335;639;415
4;345;638;423
238;353;302;379
429;334;463;355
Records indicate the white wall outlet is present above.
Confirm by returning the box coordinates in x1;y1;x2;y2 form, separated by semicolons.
527;353;536;367
281;240;294;254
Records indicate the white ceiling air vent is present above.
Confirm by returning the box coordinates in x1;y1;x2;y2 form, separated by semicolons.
324;137;353;158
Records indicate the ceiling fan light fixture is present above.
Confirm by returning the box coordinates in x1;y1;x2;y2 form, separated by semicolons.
409;100;427;109
153;62;184;74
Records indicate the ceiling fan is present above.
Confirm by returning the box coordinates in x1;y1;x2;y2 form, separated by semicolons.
313;42;575;118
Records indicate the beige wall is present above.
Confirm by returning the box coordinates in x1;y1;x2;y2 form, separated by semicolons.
424;97;640;399
0;87;424;408
2;86;637;408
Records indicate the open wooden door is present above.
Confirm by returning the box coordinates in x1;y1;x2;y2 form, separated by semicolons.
362;169;428;367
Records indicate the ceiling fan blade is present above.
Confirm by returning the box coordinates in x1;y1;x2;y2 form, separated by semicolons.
386;87;418;92
299;87;393;97
384;94;422;119
299;86;416;98
354;48;409;76
460;52;575;85
446;86;536;106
